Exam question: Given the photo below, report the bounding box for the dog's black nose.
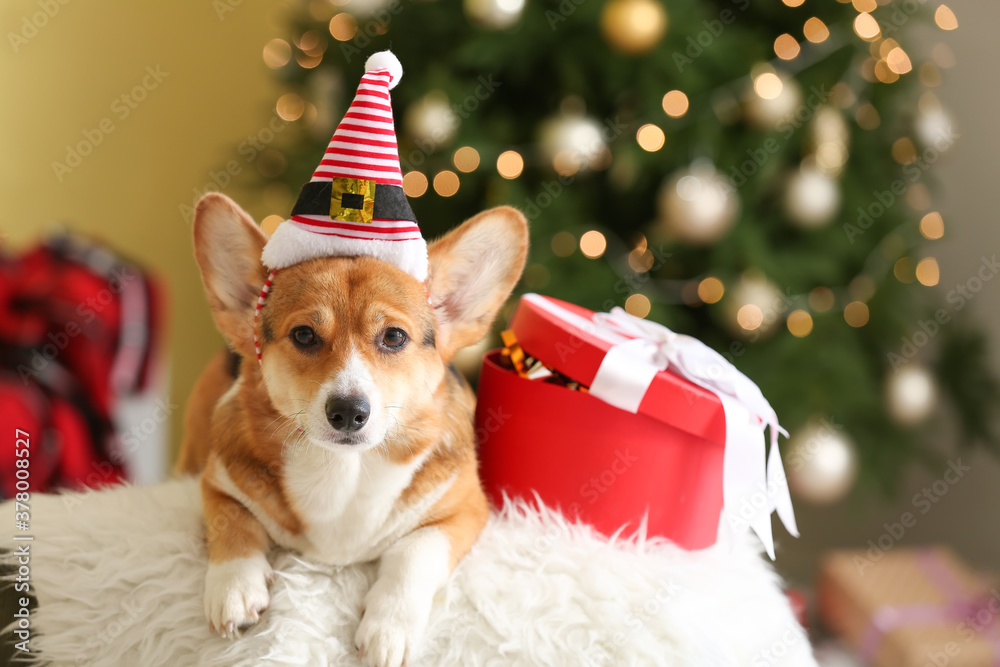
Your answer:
[325,395,371,432]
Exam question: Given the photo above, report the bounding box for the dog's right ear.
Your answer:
[192,193,269,358]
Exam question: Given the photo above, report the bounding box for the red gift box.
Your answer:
[475,294,796,552]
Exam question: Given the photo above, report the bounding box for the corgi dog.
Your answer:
[177,192,527,667]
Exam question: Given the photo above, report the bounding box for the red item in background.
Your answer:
[0,380,59,495]
[0,235,160,497]
[0,375,126,497]
[785,588,810,630]
[475,294,740,550]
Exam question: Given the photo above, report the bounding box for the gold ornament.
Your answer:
[657,160,739,245]
[600,0,668,55]
[786,418,858,505]
[784,166,841,229]
[886,365,938,425]
[464,0,525,29]
[404,91,459,149]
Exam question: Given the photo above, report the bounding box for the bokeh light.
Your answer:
[636,124,665,152]
[774,34,801,60]
[844,301,870,327]
[916,257,941,286]
[625,294,651,318]
[263,39,292,68]
[662,90,690,118]
[804,17,830,43]
[754,73,783,100]
[402,171,429,197]
[497,150,524,179]
[579,230,607,259]
[787,310,814,337]
[453,146,481,173]
[698,277,725,304]
[432,170,460,197]
[920,212,945,240]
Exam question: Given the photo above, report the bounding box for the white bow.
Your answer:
[524,295,799,559]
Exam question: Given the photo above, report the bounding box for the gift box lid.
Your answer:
[509,293,727,445]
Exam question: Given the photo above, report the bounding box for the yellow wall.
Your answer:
[1,0,283,459]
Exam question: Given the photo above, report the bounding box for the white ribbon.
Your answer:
[523,294,798,559]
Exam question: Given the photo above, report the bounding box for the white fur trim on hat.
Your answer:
[261,220,428,282]
[365,51,403,90]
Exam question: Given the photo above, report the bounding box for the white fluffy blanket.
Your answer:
[2,478,816,666]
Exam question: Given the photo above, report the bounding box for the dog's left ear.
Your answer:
[192,193,270,358]
[428,206,529,360]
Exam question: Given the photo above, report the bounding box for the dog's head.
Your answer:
[193,193,528,454]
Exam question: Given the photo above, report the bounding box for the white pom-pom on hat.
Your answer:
[365,50,403,90]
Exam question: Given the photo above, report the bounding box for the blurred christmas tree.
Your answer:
[246,0,997,498]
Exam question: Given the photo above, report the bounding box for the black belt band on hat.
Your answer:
[291,180,417,223]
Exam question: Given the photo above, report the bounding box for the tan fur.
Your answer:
[176,350,230,475]
[179,193,527,649]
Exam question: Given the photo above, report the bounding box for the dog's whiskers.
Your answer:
[359,455,374,487]
[281,421,307,450]
[264,410,305,438]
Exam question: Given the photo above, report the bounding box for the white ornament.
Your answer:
[539,114,609,173]
[810,107,850,175]
[886,365,938,425]
[786,419,858,505]
[342,0,393,18]
[658,161,739,245]
[784,167,841,228]
[916,107,954,147]
[811,107,850,147]
[464,0,525,29]
[724,274,786,338]
[404,91,458,148]
[745,77,802,129]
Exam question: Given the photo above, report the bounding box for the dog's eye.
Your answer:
[291,326,317,348]
[381,327,408,350]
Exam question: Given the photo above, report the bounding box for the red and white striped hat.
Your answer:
[261,50,427,282]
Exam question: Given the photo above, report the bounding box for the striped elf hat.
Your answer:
[260,50,426,281]
[254,50,426,364]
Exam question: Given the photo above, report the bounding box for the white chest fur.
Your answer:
[214,446,453,566]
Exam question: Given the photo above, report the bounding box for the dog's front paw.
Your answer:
[355,591,428,667]
[204,554,274,639]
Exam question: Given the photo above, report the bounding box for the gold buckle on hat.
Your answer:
[329,177,375,224]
